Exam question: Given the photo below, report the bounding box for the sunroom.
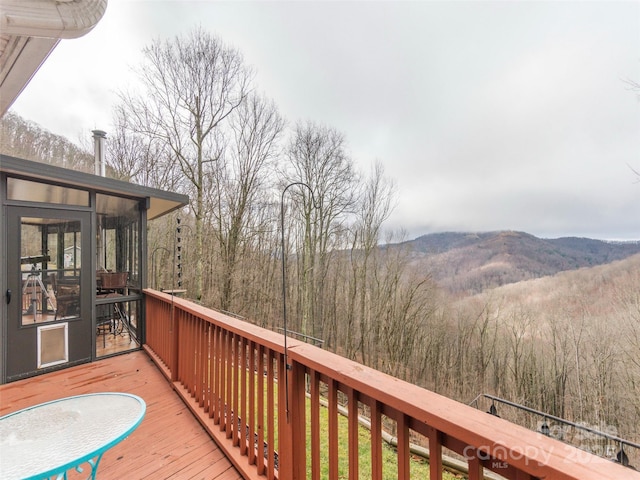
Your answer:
[0,153,188,384]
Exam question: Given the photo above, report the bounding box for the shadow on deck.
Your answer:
[0,351,242,480]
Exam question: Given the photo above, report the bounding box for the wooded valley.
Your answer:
[2,27,638,465]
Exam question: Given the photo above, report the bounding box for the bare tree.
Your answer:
[345,161,396,361]
[118,28,252,300]
[544,313,572,418]
[283,121,357,342]
[210,93,284,311]
[623,77,640,100]
[107,105,183,190]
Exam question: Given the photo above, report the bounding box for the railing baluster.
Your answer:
[193,315,199,400]
[209,325,220,425]
[185,312,190,392]
[239,337,247,453]
[176,308,183,383]
[428,426,443,480]
[206,323,213,416]
[225,330,233,438]
[248,340,256,466]
[311,369,321,480]
[371,399,383,480]
[515,471,533,480]
[232,333,240,446]
[214,325,223,425]
[219,326,226,425]
[198,316,207,408]
[347,387,359,479]
[159,298,169,370]
[467,453,483,480]
[177,309,185,384]
[397,413,410,480]
[328,378,339,480]
[170,298,179,382]
[267,350,275,480]
[185,312,191,394]
[191,314,199,399]
[257,344,265,476]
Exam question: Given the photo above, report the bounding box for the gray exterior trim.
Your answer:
[0,155,189,219]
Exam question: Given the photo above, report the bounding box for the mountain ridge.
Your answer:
[401,230,640,293]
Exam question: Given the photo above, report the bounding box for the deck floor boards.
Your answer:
[0,351,242,480]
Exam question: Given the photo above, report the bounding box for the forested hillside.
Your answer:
[0,112,93,172]
[446,253,640,450]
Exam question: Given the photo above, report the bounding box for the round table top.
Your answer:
[0,392,146,480]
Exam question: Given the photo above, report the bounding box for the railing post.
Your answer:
[279,357,306,479]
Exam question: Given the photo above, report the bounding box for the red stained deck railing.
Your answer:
[143,289,638,480]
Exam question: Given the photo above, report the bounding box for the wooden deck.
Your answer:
[0,350,242,480]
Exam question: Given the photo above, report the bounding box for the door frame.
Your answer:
[5,205,93,382]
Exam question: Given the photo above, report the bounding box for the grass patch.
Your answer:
[241,363,461,478]
[305,397,461,479]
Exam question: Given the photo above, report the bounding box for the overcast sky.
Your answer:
[10,0,640,240]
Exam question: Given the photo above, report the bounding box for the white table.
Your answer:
[0,392,146,480]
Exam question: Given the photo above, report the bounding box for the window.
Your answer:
[8,178,89,206]
[21,217,81,326]
[96,194,141,290]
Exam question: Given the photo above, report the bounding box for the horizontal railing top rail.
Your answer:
[146,288,287,351]
[143,289,639,480]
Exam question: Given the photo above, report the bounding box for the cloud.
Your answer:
[9,0,640,240]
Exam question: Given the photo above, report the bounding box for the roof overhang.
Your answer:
[1,154,189,220]
[0,0,107,116]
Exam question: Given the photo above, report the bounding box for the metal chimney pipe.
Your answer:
[92,129,107,177]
